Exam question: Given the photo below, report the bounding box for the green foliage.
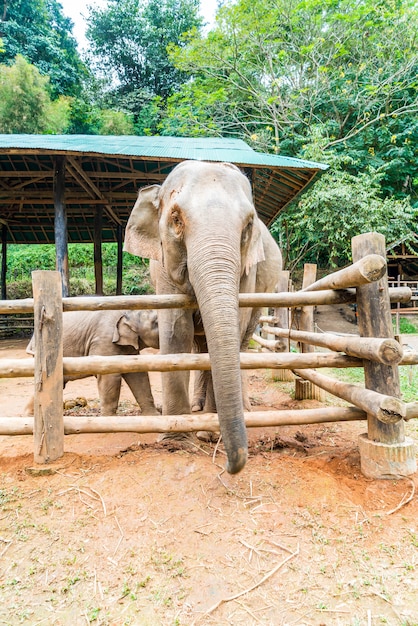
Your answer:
[98,110,135,135]
[396,317,418,334]
[4,244,152,298]
[0,0,86,97]
[329,364,418,403]
[271,164,418,270]
[164,0,418,208]
[0,55,51,133]
[85,0,202,126]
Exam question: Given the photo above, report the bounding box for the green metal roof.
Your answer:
[0,134,327,245]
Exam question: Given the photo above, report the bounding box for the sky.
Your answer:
[60,0,219,51]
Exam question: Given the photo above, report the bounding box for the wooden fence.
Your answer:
[0,232,417,478]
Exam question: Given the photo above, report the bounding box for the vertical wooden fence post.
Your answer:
[295,264,325,401]
[54,156,69,297]
[352,232,416,478]
[32,271,64,464]
[271,270,295,382]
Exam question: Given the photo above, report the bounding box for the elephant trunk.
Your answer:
[188,236,248,474]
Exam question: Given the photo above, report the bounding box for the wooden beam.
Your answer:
[303,254,387,292]
[352,233,405,443]
[266,327,404,365]
[116,224,123,295]
[293,368,406,424]
[1,224,7,300]
[94,206,103,296]
[0,286,411,315]
[53,156,69,297]
[0,407,367,436]
[32,271,64,463]
[67,156,122,225]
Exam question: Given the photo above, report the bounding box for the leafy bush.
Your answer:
[397,317,418,334]
[5,243,152,297]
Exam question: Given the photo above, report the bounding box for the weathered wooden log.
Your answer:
[32,271,64,463]
[251,334,284,352]
[299,263,317,354]
[265,327,403,365]
[54,156,69,298]
[62,352,365,376]
[352,233,405,444]
[405,402,418,421]
[0,353,363,378]
[295,264,326,401]
[0,286,411,315]
[293,368,406,424]
[2,349,417,380]
[303,254,386,292]
[0,407,367,436]
[401,350,418,365]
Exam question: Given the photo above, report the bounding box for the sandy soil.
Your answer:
[0,306,417,625]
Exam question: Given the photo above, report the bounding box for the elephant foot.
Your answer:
[196,430,220,443]
[141,405,161,416]
[157,432,197,450]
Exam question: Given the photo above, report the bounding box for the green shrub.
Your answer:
[396,317,418,334]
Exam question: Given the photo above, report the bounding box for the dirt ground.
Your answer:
[0,306,417,626]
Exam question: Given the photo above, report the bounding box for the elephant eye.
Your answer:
[171,209,184,238]
[242,218,253,245]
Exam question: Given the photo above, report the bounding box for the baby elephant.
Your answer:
[25,309,160,416]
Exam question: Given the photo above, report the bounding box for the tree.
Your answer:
[0,55,70,133]
[85,0,202,122]
[164,0,418,201]
[0,0,86,97]
[270,159,418,271]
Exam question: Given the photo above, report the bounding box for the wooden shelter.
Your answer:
[386,232,418,280]
[0,134,327,296]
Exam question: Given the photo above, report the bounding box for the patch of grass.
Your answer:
[395,316,418,334]
[324,364,418,403]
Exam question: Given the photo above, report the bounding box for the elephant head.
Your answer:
[112,310,159,350]
[124,160,270,474]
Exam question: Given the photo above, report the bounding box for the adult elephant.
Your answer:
[25,309,159,416]
[124,160,283,474]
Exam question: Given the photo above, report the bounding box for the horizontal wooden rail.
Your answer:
[264,326,403,365]
[0,352,363,378]
[0,287,411,314]
[293,368,406,424]
[0,407,367,436]
[2,349,418,379]
[302,254,386,292]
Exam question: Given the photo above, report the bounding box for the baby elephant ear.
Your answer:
[124,184,162,261]
[112,314,139,350]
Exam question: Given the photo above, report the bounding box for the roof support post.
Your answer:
[116,224,123,295]
[1,224,7,300]
[94,205,103,296]
[53,156,69,297]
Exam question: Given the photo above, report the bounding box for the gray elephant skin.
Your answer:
[124,160,283,474]
[26,309,159,416]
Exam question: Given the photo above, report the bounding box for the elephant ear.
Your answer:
[244,217,265,276]
[112,314,139,350]
[124,185,162,261]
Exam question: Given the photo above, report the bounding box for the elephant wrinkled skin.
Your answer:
[25,309,159,416]
[124,160,283,474]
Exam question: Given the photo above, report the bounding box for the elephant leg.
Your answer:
[97,374,122,415]
[194,371,221,443]
[122,372,159,415]
[191,370,208,412]
[23,395,34,416]
[241,370,252,412]
[158,307,195,442]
